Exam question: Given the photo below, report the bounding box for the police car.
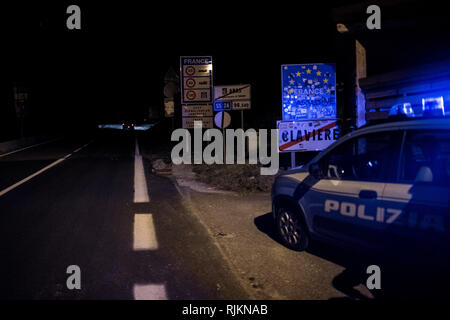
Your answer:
[271,119,450,257]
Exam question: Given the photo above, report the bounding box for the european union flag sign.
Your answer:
[281,63,336,120]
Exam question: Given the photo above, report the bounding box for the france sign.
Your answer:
[281,63,336,121]
[278,120,340,152]
[181,56,213,104]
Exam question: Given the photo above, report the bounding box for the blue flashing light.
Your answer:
[389,103,415,118]
[422,96,445,117]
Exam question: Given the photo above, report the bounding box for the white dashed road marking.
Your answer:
[133,284,167,300]
[132,139,165,298]
[133,213,158,250]
[133,138,150,203]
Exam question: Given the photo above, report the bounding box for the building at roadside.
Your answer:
[361,61,450,122]
[333,0,450,128]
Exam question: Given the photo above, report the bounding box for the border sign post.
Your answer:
[213,84,251,162]
[180,56,214,128]
[277,120,340,152]
[281,64,336,121]
[280,63,338,168]
[214,84,251,129]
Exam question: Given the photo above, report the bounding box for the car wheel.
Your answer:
[276,205,310,251]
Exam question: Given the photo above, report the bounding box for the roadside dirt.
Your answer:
[167,164,368,300]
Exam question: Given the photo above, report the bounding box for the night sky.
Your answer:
[2,0,450,136]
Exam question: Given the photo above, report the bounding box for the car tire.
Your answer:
[276,204,310,251]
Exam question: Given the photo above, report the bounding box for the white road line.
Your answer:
[133,213,158,250]
[134,138,150,203]
[0,141,93,198]
[0,137,62,159]
[133,284,167,300]
[73,140,93,153]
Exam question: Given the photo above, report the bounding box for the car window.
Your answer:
[320,131,403,182]
[401,130,450,186]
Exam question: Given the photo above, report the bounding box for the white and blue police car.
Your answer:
[272,119,450,258]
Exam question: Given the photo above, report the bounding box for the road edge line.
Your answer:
[0,137,63,159]
[0,140,93,197]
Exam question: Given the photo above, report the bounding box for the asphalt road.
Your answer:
[0,132,248,299]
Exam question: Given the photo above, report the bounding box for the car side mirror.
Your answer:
[309,162,323,179]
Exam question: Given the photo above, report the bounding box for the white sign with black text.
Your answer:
[214,84,251,111]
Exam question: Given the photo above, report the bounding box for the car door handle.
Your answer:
[359,190,378,199]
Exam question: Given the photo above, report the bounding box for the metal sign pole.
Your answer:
[291,152,295,169]
[241,110,245,157]
[222,110,226,163]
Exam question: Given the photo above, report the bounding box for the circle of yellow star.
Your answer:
[324,78,328,83]
[306,69,311,74]
[296,71,301,77]
[316,71,322,76]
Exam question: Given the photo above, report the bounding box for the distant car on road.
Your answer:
[122,121,135,131]
[271,119,450,259]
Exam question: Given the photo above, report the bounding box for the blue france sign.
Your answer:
[281,63,336,120]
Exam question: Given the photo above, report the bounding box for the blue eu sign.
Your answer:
[281,63,336,120]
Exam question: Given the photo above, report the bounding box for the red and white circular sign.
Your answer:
[186,78,196,88]
[185,66,195,76]
[186,90,196,100]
